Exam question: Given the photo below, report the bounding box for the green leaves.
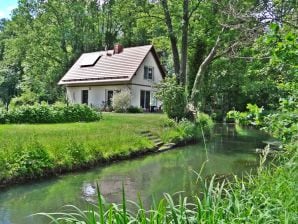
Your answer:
[156,76,187,121]
[0,103,101,124]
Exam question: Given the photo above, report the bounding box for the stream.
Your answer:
[0,124,271,224]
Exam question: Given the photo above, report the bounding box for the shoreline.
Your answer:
[0,138,197,190]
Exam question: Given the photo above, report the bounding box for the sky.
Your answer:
[0,0,18,19]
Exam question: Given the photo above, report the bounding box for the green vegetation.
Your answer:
[0,113,213,186]
[37,122,297,224]
[0,103,101,124]
[0,0,296,223]
[111,90,131,113]
[156,77,187,121]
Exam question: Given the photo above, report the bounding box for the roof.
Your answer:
[58,45,165,85]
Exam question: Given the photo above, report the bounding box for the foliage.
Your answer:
[127,106,143,113]
[112,90,131,113]
[161,113,214,143]
[9,88,38,107]
[156,77,187,121]
[263,96,298,143]
[0,103,101,124]
[196,112,214,137]
[227,103,264,127]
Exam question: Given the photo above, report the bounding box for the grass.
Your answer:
[34,144,297,223]
[0,113,197,185]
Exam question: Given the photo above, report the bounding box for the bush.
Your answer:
[0,108,8,123]
[9,142,53,179]
[112,90,131,112]
[196,112,214,137]
[176,113,214,141]
[263,96,298,143]
[0,103,101,124]
[226,103,264,127]
[127,106,143,113]
[177,119,196,140]
[156,77,187,121]
[65,141,86,167]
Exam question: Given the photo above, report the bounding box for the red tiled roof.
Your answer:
[58,45,164,85]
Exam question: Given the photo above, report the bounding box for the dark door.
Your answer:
[140,90,150,110]
[82,90,88,104]
[107,90,113,106]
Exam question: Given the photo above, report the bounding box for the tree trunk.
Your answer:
[160,0,180,78]
[180,0,189,86]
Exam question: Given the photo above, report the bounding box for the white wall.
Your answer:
[66,85,130,108]
[131,51,163,85]
[66,51,164,109]
[130,51,163,108]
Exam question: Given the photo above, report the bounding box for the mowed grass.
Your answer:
[0,113,183,184]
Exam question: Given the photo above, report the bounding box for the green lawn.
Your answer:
[0,113,184,184]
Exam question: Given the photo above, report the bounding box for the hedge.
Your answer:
[0,103,101,124]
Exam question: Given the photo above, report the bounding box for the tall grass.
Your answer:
[35,146,297,223]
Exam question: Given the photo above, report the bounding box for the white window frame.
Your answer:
[144,66,154,81]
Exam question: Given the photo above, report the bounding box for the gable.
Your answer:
[132,51,164,85]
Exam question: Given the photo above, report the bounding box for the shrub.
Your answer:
[161,117,177,128]
[0,103,101,124]
[0,108,8,123]
[112,90,131,112]
[263,96,298,142]
[196,112,214,137]
[226,103,264,127]
[65,141,86,167]
[156,77,187,121]
[127,106,143,113]
[9,142,53,179]
[177,119,196,140]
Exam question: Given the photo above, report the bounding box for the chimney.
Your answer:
[114,44,124,54]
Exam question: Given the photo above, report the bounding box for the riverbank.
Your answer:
[0,113,212,188]
[36,127,297,224]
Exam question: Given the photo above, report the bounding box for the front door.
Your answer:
[140,90,150,110]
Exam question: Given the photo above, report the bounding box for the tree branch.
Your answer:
[190,28,224,103]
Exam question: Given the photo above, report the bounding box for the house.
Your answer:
[58,44,165,111]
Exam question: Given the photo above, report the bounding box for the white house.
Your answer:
[58,44,165,111]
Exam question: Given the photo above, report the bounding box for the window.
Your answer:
[140,90,150,109]
[82,90,88,104]
[107,90,113,106]
[144,66,154,80]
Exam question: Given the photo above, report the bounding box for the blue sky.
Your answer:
[0,0,18,19]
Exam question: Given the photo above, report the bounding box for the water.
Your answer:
[0,124,270,224]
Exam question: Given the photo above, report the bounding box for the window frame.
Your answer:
[144,65,154,80]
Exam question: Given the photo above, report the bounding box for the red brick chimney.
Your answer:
[114,44,124,54]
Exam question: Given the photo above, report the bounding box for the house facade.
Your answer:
[58,45,165,110]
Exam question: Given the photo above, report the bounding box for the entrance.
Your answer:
[140,90,150,110]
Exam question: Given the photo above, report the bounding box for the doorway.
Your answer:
[140,90,150,110]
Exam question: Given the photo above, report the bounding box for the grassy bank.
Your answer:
[0,113,211,186]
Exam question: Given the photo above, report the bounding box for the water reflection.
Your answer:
[0,124,270,224]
